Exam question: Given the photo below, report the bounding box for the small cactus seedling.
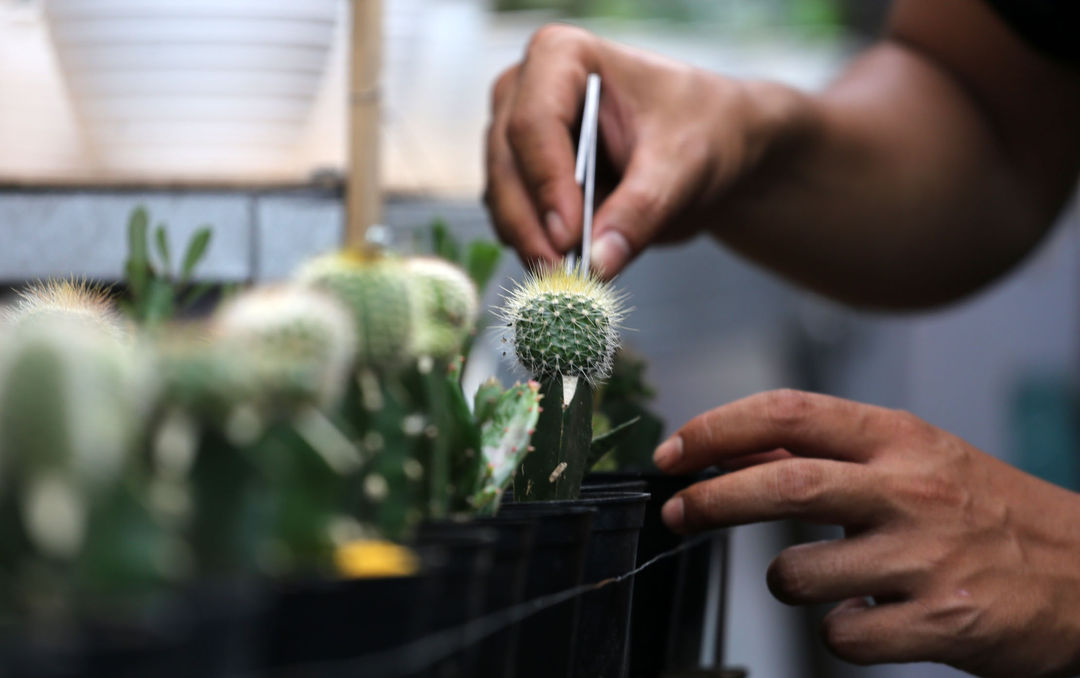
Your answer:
[405,256,479,359]
[296,250,414,369]
[499,265,630,501]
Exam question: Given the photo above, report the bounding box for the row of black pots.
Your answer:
[0,473,731,678]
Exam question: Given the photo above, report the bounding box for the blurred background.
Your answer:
[1,0,1077,676]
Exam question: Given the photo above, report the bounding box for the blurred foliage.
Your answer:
[592,348,665,470]
[121,206,215,327]
[493,0,844,29]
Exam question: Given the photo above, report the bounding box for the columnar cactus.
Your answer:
[499,266,625,384]
[296,250,414,369]
[0,314,151,559]
[405,256,480,359]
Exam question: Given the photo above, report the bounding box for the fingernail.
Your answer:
[653,436,683,470]
[661,497,684,530]
[545,211,570,248]
[590,231,631,275]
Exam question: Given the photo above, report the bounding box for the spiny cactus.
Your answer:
[497,266,632,501]
[296,250,414,369]
[405,256,480,359]
[498,265,626,384]
[3,278,129,342]
[0,314,152,560]
[211,285,357,410]
[471,379,543,514]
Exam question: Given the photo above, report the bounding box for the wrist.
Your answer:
[739,78,822,172]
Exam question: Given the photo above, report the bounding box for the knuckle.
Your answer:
[821,616,871,664]
[762,389,814,430]
[767,551,809,604]
[491,67,517,106]
[772,459,826,511]
[505,109,533,146]
[621,185,664,221]
[526,23,587,56]
[881,408,931,442]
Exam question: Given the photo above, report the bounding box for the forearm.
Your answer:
[710,2,1080,309]
[714,47,1049,309]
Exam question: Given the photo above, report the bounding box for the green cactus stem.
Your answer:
[513,374,593,501]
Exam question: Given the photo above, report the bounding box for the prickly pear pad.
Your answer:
[499,266,626,384]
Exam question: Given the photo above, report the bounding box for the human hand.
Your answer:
[484,25,807,278]
[654,389,1080,677]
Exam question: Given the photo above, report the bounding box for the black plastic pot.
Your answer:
[581,479,649,495]
[467,517,536,678]
[413,522,497,678]
[0,601,191,678]
[496,503,595,678]
[259,572,431,676]
[573,491,650,678]
[179,581,264,677]
[584,471,730,677]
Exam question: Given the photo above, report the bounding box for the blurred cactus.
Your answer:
[405,257,479,359]
[0,313,169,616]
[121,206,214,327]
[212,285,358,411]
[297,250,415,369]
[3,278,129,342]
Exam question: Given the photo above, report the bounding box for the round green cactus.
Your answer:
[295,251,414,368]
[500,266,626,383]
[405,257,479,358]
[212,285,357,409]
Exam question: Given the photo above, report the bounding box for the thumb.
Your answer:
[589,155,681,278]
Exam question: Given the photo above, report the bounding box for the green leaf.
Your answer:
[154,224,172,277]
[142,278,175,326]
[125,207,150,299]
[464,241,502,293]
[430,219,460,264]
[586,416,640,470]
[180,227,212,282]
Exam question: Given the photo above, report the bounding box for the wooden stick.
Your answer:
[346,0,382,247]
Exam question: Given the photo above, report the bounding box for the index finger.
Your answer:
[654,390,898,474]
[505,25,599,252]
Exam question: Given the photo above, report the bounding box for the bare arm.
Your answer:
[716,0,1080,307]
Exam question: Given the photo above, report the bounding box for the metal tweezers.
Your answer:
[565,73,601,275]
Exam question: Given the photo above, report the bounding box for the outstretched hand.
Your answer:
[655,389,1080,678]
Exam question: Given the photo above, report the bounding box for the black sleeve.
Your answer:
[981,0,1080,63]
